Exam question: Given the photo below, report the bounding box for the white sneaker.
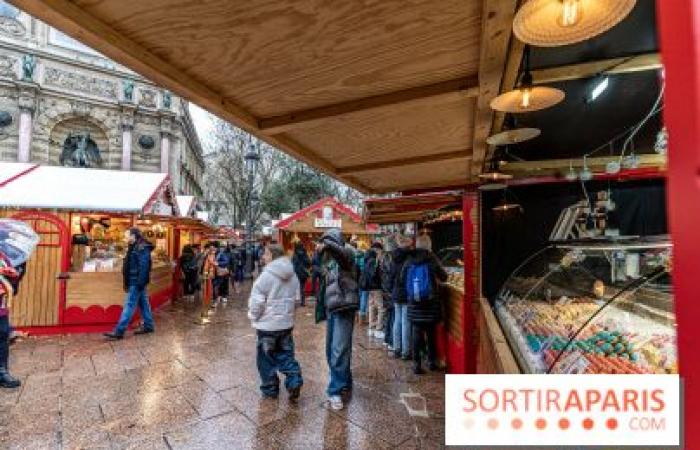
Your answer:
[367,328,374,337]
[374,331,385,340]
[328,395,344,410]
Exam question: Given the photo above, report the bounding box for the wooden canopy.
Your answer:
[277,197,377,235]
[364,191,464,224]
[12,0,519,194]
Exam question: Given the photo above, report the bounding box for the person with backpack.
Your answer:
[399,234,448,374]
[248,244,303,401]
[230,243,246,294]
[390,234,413,359]
[362,241,384,339]
[316,229,358,411]
[179,245,199,302]
[291,241,311,306]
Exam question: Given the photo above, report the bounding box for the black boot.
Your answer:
[413,363,425,375]
[0,367,21,388]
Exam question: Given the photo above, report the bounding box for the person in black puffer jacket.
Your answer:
[389,234,413,359]
[399,234,447,374]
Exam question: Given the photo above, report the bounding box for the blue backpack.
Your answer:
[405,262,432,303]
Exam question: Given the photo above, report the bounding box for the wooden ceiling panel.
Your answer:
[72,0,482,117]
[285,96,476,169]
[356,158,470,193]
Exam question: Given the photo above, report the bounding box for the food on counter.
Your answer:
[446,272,464,291]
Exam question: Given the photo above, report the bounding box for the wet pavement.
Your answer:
[0,286,446,449]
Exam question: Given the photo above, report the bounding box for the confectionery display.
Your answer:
[495,240,676,375]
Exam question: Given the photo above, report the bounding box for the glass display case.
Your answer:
[494,237,676,375]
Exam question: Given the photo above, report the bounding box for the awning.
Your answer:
[364,192,464,224]
[0,162,177,215]
[12,0,518,194]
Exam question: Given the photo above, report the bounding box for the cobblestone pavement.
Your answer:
[0,287,446,449]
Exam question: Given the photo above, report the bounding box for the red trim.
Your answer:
[11,210,70,325]
[462,193,477,374]
[658,0,698,440]
[0,163,39,188]
[503,167,666,187]
[276,197,367,230]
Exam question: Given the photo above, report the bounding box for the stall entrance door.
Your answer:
[10,212,68,327]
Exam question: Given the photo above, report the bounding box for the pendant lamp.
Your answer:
[478,157,513,182]
[486,127,541,146]
[492,189,523,212]
[513,0,637,47]
[490,47,565,113]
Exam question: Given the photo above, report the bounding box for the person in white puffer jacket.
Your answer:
[248,244,303,401]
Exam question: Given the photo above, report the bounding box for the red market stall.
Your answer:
[0,162,181,334]
[276,197,378,253]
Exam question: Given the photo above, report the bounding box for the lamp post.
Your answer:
[244,142,260,277]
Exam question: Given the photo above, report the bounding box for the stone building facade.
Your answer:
[0,2,204,197]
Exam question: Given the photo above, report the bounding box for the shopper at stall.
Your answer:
[390,234,413,360]
[291,241,311,307]
[316,229,359,411]
[214,244,231,305]
[381,235,397,350]
[0,260,25,389]
[400,234,447,374]
[201,243,218,312]
[362,241,384,339]
[248,244,303,401]
[180,245,199,302]
[231,243,246,294]
[311,243,323,298]
[105,228,155,340]
[353,242,368,324]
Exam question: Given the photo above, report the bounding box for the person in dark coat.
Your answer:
[0,260,25,388]
[180,245,199,301]
[214,245,232,304]
[105,228,155,339]
[311,244,323,297]
[317,229,358,411]
[389,234,413,359]
[230,243,246,293]
[291,241,311,306]
[399,234,448,374]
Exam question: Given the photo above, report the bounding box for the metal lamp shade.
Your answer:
[513,0,637,47]
[490,86,565,113]
[486,128,541,146]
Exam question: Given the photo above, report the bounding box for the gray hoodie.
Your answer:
[248,256,300,331]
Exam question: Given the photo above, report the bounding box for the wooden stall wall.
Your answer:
[0,210,70,328]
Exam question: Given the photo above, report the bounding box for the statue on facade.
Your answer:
[162,91,172,109]
[21,54,35,81]
[60,132,102,168]
[122,79,134,102]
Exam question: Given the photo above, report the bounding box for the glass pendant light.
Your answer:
[492,189,523,212]
[513,0,637,47]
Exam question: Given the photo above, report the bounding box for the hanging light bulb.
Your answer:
[564,161,578,181]
[513,0,636,47]
[490,47,564,113]
[560,0,581,27]
[579,156,593,181]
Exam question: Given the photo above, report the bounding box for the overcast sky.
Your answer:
[188,103,216,152]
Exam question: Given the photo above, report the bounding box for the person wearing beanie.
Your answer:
[104,227,155,339]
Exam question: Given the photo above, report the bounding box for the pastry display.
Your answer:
[494,240,676,375]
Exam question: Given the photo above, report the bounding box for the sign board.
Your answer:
[315,218,342,228]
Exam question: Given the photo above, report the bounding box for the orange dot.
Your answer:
[535,418,547,430]
[583,418,595,430]
[511,418,523,430]
[606,418,618,430]
[487,418,499,430]
[558,418,570,430]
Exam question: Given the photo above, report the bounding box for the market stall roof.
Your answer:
[175,195,196,218]
[277,197,378,234]
[0,162,178,215]
[364,191,464,224]
[11,0,522,194]
[0,162,36,187]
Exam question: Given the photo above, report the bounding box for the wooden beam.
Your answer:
[531,53,662,85]
[9,0,378,194]
[501,153,667,174]
[336,149,472,175]
[259,77,480,135]
[373,178,468,195]
[470,0,519,178]
[491,28,525,147]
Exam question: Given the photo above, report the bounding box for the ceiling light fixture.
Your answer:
[492,189,523,213]
[513,0,637,47]
[479,155,513,182]
[564,161,578,181]
[587,75,610,103]
[579,156,593,181]
[486,128,541,146]
[490,47,565,113]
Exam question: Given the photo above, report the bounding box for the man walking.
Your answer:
[104,228,155,339]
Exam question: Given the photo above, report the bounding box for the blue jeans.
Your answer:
[114,286,154,335]
[392,304,410,357]
[359,291,369,316]
[256,330,303,397]
[325,309,355,396]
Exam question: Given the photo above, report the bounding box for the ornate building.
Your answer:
[0,2,204,197]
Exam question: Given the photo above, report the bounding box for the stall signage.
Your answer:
[446,374,681,447]
[314,218,342,228]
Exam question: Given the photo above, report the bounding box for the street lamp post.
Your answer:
[244,142,260,277]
